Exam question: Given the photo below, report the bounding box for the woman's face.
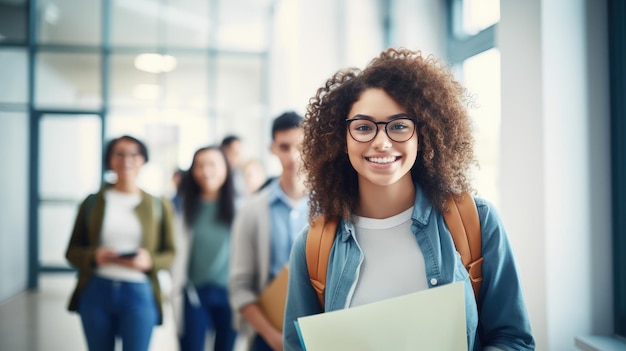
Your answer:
[192,149,228,198]
[346,88,418,188]
[108,139,145,182]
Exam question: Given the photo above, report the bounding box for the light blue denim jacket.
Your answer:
[283,185,535,350]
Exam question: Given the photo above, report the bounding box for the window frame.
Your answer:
[609,0,626,339]
[445,0,497,65]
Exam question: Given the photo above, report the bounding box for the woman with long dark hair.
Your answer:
[175,145,237,351]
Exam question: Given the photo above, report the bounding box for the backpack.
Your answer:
[305,192,483,308]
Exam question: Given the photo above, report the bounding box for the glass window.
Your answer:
[111,53,209,109]
[39,115,102,199]
[0,0,28,43]
[0,112,29,275]
[37,0,102,45]
[107,110,210,196]
[164,0,212,48]
[462,0,500,35]
[38,114,102,267]
[216,2,270,51]
[215,54,263,115]
[35,52,102,110]
[162,53,209,108]
[111,0,159,47]
[112,0,214,49]
[215,110,268,162]
[461,48,501,206]
[0,49,28,105]
[110,53,162,108]
[39,204,79,267]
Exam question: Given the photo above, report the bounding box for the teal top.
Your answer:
[187,200,231,288]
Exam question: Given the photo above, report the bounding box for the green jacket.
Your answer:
[65,185,176,324]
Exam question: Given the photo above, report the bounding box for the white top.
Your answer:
[96,189,147,282]
[349,206,428,307]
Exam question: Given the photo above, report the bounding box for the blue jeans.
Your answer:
[180,284,236,351]
[251,335,273,351]
[78,275,158,351]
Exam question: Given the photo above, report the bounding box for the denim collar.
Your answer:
[338,182,434,243]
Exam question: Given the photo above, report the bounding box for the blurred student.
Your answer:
[174,146,238,351]
[229,112,308,351]
[171,168,184,213]
[65,135,176,351]
[242,158,267,194]
[221,135,248,200]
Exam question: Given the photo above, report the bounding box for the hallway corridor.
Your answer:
[0,274,245,351]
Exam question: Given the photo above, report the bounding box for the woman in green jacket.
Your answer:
[65,135,176,351]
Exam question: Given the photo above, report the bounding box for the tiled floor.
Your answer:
[0,274,247,351]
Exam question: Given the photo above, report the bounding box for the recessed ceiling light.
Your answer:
[134,53,177,73]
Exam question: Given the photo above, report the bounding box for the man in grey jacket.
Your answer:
[229,112,309,351]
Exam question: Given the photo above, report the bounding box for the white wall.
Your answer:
[499,0,611,349]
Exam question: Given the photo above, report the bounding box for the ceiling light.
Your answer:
[134,53,177,73]
[44,3,60,25]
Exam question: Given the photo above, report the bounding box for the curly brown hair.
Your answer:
[302,48,477,221]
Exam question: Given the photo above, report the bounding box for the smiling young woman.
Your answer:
[282,48,535,351]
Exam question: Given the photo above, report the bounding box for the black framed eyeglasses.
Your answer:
[345,114,418,143]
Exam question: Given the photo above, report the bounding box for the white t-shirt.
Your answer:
[349,206,428,307]
[96,189,147,282]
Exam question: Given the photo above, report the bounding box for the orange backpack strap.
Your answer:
[305,215,338,308]
[443,191,483,302]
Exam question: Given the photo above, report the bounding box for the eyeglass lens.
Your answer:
[348,118,415,142]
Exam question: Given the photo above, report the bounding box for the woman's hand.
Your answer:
[112,248,153,272]
[94,247,118,266]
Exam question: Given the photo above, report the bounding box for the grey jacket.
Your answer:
[228,186,272,336]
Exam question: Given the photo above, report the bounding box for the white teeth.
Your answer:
[367,156,397,164]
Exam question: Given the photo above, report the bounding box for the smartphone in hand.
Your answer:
[117,250,138,258]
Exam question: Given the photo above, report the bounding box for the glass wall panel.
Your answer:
[107,110,207,196]
[0,49,28,105]
[111,53,209,109]
[217,2,270,51]
[0,111,29,300]
[163,53,209,108]
[38,114,102,267]
[0,1,28,43]
[111,0,159,47]
[39,115,102,199]
[37,0,102,45]
[215,111,268,166]
[112,0,213,48]
[39,204,78,267]
[214,53,267,169]
[164,0,211,48]
[110,53,162,108]
[35,52,102,109]
[215,54,263,115]
[461,48,501,206]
